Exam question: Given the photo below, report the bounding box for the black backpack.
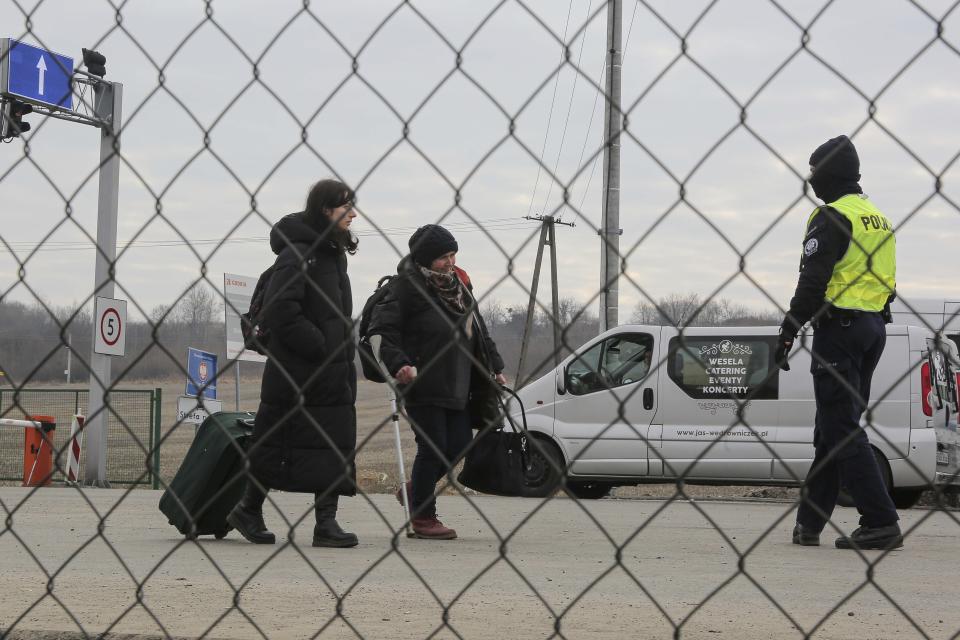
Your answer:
[357,275,395,382]
[240,263,276,356]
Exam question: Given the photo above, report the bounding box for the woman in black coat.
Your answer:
[228,179,360,547]
[369,224,505,539]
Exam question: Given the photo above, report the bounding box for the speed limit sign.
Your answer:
[94,296,127,356]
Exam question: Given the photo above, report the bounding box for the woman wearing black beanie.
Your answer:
[369,224,506,539]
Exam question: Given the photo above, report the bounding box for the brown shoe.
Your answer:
[411,516,457,540]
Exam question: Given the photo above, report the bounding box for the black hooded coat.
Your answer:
[249,211,357,495]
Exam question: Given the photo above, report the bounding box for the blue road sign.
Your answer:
[185,348,218,400]
[2,39,73,110]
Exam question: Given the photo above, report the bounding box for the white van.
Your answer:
[512,324,960,507]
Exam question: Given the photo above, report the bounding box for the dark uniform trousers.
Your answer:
[796,312,900,532]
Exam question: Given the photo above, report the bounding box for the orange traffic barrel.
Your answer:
[23,415,56,487]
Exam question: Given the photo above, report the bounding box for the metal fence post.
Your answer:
[83,79,123,488]
[152,387,161,490]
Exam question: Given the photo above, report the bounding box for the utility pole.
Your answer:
[516,215,574,386]
[84,78,122,488]
[599,0,622,332]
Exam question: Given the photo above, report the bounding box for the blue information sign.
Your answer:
[3,39,73,110]
[186,348,218,400]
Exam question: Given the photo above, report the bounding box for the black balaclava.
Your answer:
[408,224,459,268]
[808,135,863,203]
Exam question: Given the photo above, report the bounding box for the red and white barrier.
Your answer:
[66,414,85,483]
[0,418,41,429]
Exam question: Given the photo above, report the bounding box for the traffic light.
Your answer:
[1,99,33,139]
[82,48,106,77]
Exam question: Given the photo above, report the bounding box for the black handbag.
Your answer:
[457,386,530,497]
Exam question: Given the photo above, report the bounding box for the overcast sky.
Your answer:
[1,0,958,328]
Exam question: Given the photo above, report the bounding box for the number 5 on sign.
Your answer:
[94,296,127,356]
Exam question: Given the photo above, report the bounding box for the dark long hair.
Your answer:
[305,179,358,254]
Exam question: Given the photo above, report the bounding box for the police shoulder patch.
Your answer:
[804,238,819,257]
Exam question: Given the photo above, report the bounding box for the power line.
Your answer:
[543,0,594,223]
[1,217,541,253]
[525,0,576,218]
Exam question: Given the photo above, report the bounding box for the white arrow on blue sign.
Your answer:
[1,38,73,110]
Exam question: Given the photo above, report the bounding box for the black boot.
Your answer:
[312,493,358,548]
[835,523,903,550]
[792,523,820,546]
[227,482,276,545]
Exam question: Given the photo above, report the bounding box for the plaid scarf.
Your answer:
[419,266,466,314]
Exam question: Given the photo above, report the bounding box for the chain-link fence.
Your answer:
[0,388,161,486]
[2,1,960,638]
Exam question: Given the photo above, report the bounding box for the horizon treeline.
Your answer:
[0,286,780,386]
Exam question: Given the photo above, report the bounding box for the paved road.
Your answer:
[1,487,958,639]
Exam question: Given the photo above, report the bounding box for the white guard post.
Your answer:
[66,415,86,484]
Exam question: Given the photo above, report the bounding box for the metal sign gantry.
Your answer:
[1,37,123,487]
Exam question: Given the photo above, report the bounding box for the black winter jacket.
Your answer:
[249,211,357,495]
[369,257,505,411]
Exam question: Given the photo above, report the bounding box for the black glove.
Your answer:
[774,330,794,371]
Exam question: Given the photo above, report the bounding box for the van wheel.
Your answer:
[522,438,564,498]
[568,482,613,500]
[891,488,923,509]
[836,448,892,508]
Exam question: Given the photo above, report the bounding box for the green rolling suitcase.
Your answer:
[158,411,255,539]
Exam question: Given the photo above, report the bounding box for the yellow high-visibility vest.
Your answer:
[805,194,896,312]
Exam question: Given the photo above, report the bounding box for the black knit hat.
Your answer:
[809,135,860,180]
[409,224,459,267]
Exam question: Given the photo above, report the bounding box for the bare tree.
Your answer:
[480,299,508,329]
[630,293,779,327]
[630,299,661,325]
[176,283,222,342]
[150,303,173,325]
[634,292,702,327]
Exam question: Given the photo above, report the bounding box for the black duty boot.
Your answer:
[227,483,276,545]
[792,523,820,546]
[313,494,358,548]
[835,523,903,550]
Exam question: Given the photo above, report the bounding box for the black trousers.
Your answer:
[405,405,472,518]
[796,312,899,531]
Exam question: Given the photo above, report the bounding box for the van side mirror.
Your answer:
[556,369,566,395]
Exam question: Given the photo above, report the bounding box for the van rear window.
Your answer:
[667,336,778,400]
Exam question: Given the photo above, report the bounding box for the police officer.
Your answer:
[776,135,902,550]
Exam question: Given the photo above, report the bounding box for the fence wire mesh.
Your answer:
[0,388,159,486]
[2,0,960,638]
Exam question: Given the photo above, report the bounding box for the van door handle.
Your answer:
[643,387,654,410]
